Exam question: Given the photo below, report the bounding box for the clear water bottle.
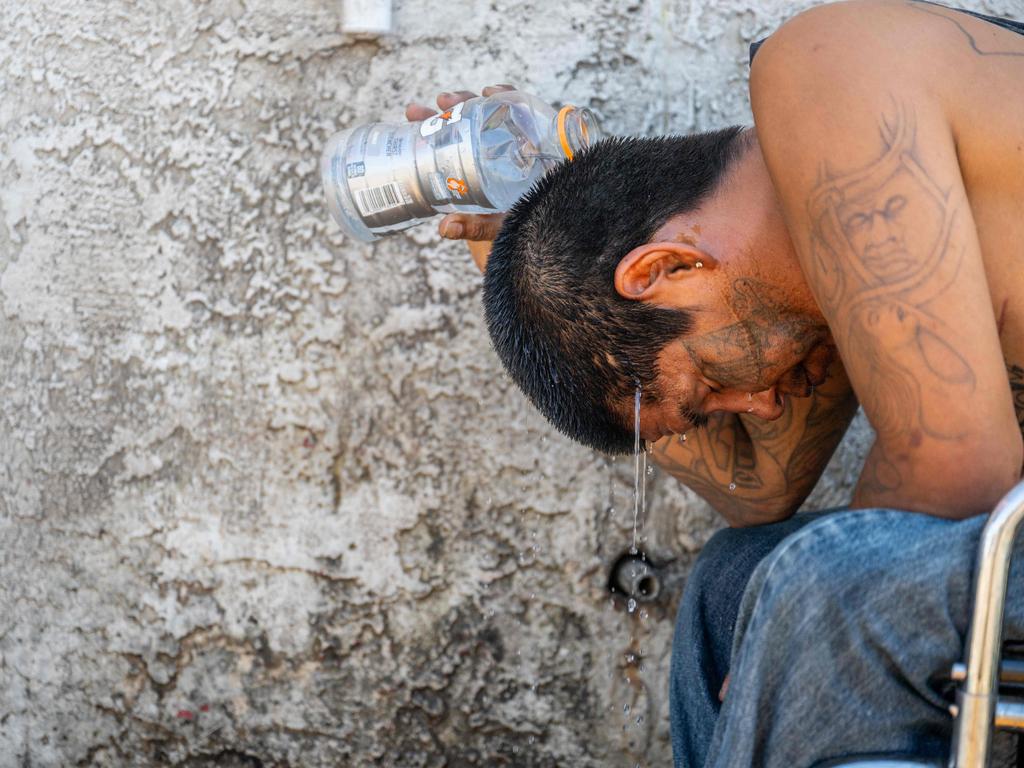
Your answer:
[321,91,603,242]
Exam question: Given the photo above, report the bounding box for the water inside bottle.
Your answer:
[476,100,568,210]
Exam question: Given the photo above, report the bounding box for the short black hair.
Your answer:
[483,128,748,454]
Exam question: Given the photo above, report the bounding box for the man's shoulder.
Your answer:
[750,0,947,112]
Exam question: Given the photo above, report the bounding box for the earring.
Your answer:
[694,261,704,269]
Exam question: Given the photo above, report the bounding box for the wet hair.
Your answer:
[483,128,749,454]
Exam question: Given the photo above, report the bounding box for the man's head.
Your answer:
[483,130,831,453]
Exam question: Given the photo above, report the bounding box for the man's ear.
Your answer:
[614,242,716,301]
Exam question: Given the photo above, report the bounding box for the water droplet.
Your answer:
[728,482,737,491]
[528,735,536,745]
[623,703,631,714]
[636,715,644,725]
[627,598,637,613]
[678,433,687,443]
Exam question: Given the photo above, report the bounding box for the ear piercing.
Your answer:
[694,261,704,269]
[746,392,754,413]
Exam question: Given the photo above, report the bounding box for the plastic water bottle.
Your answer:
[321,91,603,242]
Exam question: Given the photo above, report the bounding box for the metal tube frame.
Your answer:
[950,479,1024,768]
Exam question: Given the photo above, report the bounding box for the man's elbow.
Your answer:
[920,439,1022,518]
[963,455,1021,514]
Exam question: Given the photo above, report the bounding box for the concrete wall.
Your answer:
[0,0,1015,765]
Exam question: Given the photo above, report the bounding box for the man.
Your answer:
[406,1,1024,765]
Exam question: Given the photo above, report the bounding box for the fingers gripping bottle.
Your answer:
[321,91,603,242]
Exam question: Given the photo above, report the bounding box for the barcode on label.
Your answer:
[356,182,403,217]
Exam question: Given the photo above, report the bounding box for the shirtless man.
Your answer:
[405,1,1024,765]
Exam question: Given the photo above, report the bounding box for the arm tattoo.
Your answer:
[783,389,856,485]
[651,375,857,522]
[651,414,781,521]
[807,104,975,495]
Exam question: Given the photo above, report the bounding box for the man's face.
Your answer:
[625,281,831,442]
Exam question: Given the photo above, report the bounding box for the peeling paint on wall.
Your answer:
[2,0,1010,765]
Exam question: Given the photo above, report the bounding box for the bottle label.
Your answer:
[354,181,405,217]
[419,100,466,138]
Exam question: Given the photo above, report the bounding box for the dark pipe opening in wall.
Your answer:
[608,551,661,602]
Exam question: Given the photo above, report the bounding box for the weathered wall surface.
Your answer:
[0,0,1016,766]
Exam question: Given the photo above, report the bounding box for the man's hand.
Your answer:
[405,85,514,274]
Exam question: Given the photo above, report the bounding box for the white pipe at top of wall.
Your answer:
[342,0,392,35]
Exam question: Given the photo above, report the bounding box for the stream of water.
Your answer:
[631,386,646,557]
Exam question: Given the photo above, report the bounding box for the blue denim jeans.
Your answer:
[669,509,1024,768]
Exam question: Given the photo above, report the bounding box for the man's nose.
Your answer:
[707,388,783,421]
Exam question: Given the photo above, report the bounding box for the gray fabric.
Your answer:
[703,509,1024,768]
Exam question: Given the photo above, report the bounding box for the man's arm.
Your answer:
[750,2,1022,517]
[650,355,857,527]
